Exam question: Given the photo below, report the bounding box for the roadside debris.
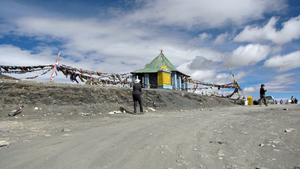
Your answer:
[284,128,294,133]
[107,110,124,115]
[79,112,90,116]
[210,141,224,145]
[0,141,9,147]
[62,128,71,132]
[147,107,156,111]
[8,105,24,116]
[153,102,156,108]
[119,107,133,114]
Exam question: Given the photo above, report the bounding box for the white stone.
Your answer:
[0,141,9,147]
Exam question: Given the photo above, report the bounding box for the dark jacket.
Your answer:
[260,87,266,96]
[132,83,142,95]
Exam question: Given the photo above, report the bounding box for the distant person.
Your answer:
[259,84,267,106]
[291,96,294,104]
[280,99,283,104]
[132,78,143,114]
[295,98,298,104]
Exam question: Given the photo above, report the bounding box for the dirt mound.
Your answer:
[0,79,237,117]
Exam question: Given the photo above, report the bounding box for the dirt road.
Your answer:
[0,104,300,169]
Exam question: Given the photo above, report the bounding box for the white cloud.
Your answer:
[223,44,271,67]
[0,0,287,30]
[159,47,225,68]
[0,44,56,66]
[188,33,212,46]
[274,73,299,85]
[234,71,247,81]
[264,73,299,93]
[9,17,173,71]
[177,62,216,80]
[244,86,255,92]
[215,72,234,84]
[126,0,287,29]
[242,72,299,99]
[234,15,300,44]
[198,33,211,40]
[264,51,300,72]
[214,32,232,44]
[187,56,218,70]
[190,70,218,82]
[14,17,151,44]
[1,14,227,76]
[0,0,299,99]
[0,1,288,75]
[177,61,236,84]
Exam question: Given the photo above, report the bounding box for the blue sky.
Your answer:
[0,0,299,101]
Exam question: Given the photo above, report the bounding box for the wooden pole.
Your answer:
[49,51,61,82]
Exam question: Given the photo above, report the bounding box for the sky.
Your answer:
[0,0,299,102]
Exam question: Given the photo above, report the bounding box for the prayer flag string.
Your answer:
[0,64,243,99]
[0,65,54,80]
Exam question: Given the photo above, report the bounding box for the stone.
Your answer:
[284,128,293,133]
[107,111,115,115]
[62,128,71,132]
[79,112,90,116]
[147,107,156,111]
[0,141,9,147]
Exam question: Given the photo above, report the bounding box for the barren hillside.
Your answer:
[0,79,237,117]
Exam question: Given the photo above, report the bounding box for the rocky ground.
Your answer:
[1,79,299,169]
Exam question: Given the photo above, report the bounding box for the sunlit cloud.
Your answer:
[234,15,300,44]
[264,51,300,72]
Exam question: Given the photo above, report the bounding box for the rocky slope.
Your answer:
[0,79,237,117]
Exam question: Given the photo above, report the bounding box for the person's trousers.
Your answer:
[133,94,143,113]
[260,95,267,106]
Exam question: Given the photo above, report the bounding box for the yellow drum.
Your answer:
[247,96,253,105]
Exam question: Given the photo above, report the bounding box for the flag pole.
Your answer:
[49,51,61,82]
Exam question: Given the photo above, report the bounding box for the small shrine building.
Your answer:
[131,51,190,90]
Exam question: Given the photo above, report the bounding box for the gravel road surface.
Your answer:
[1,104,299,169]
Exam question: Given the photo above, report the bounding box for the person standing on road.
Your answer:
[259,84,268,106]
[132,78,143,114]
